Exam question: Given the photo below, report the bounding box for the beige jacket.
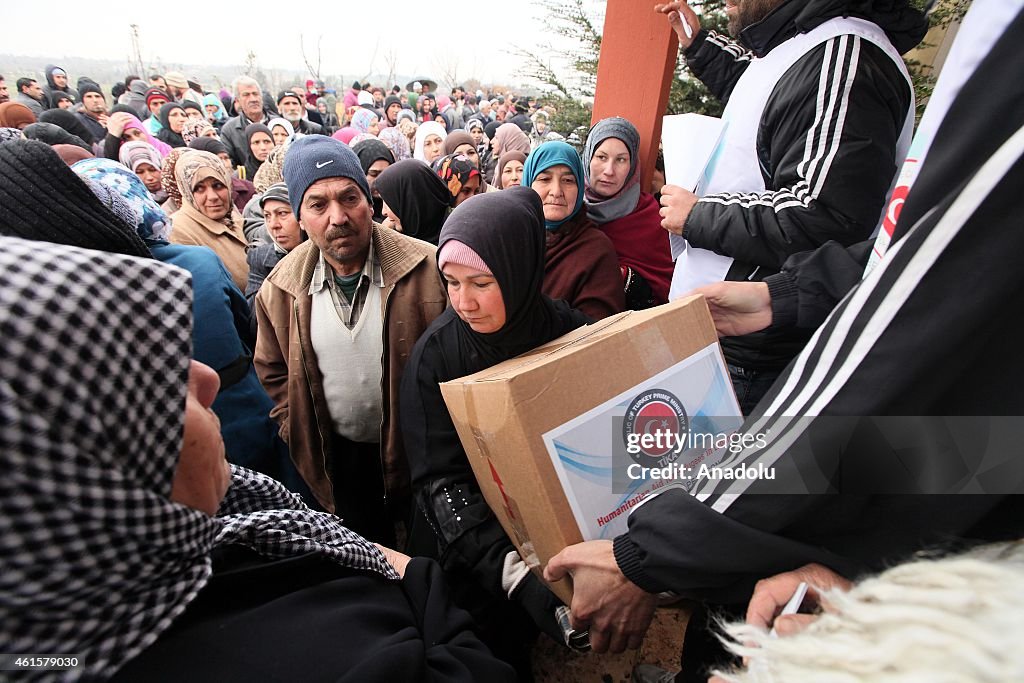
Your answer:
[254,225,447,511]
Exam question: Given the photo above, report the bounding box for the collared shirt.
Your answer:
[308,243,383,330]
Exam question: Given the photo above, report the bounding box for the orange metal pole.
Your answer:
[591,1,679,191]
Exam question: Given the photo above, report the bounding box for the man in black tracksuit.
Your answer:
[547,3,1024,682]
[660,0,928,413]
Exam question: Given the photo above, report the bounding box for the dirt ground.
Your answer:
[532,604,690,682]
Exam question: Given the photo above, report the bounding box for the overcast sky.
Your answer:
[3,1,601,89]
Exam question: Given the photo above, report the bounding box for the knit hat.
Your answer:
[282,135,371,219]
[0,139,150,258]
[181,100,202,114]
[259,182,291,209]
[277,90,302,106]
[164,72,189,90]
[437,240,491,274]
[146,88,169,108]
[78,81,104,99]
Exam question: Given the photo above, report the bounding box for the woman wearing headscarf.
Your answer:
[378,126,412,162]
[155,102,189,148]
[433,153,482,208]
[0,139,150,258]
[522,141,625,319]
[375,159,451,245]
[0,102,36,130]
[53,143,94,165]
[0,234,517,683]
[182,118,218,145]
[170,149,249,291]
[495,151,527,189]
[187,136,254,214]
[351,108,381,137]
[353,138,396,223]
[103,111,173,161]
[401,187,592,676]
[242,122,275,181]
[245,182,307,306]
[332,126,358,145]
[202,92,229,127]
[583,117,674,309]
[70,157,311,501]
[317,97,339,133]
[267,117,295,146]
[160,147,189,213]
[413,121,447,165]
[120,140,169,203]
[417,92,438,124]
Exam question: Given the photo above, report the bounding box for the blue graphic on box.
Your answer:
[543,343,742,540]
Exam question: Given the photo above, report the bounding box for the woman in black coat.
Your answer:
[401,187,592,677]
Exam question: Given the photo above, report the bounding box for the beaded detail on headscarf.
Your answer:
[160,147,189,207]
[73,157,173,243]
[378,127,411,162]
[181,118,216,145]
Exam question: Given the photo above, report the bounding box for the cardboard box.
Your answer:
[440,296,742,603]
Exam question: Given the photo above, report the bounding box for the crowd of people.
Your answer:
[2,0,1024,681]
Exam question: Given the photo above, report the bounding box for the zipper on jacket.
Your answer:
[294,299,334,506]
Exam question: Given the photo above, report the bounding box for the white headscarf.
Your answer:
[413,121,448,163]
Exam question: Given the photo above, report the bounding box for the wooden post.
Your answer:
[592,1,679,191]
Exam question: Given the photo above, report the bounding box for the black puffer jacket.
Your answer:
[681,0,927,371]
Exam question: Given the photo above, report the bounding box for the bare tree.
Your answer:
[433,50,461,90]
[128,24,147,78]
[299,34,322,81]
[383,47,399,89]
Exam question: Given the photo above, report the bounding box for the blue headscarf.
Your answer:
[72,158,172,243]
[202,93,228,122]
[521,141,585,230]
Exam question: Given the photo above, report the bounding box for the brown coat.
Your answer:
[170,203,249,292]
[543,211,626,320]
[254,225,448,512]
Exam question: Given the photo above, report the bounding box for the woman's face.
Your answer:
[263,199,303,251]
[168,107,187,134]
[589,137,631,198]
[381,199,402,232]
[454,143,480,169]
[135,162,162,192]
[423,134,444,163]
[249,132,274,161]
[202,128,219,139]
[470,127,484,146]
[217,152,234,175]
[169,360,231,516]
[185,108,203,121]
[205,104,219,120]
[122,127,146,143]
[271,125,291,145]
[531,164,578,223]
[501,159,525,188]
[317,101,328,114]
[442,262,506,334]
[192,175,231,221]
[367,118,381,136]
[453,175,481,207]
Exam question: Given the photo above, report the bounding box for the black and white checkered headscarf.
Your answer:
[0,237,397,682]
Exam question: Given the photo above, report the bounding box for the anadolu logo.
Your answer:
[622,388,688,466]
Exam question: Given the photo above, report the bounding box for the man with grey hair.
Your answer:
[221,76,273,168]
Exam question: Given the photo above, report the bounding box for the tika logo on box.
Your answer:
[622,389,689,469]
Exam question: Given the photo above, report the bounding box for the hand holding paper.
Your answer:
[659,184,699,235]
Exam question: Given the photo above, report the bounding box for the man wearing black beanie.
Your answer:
[75,79,108,145]
[253,135,447,543]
